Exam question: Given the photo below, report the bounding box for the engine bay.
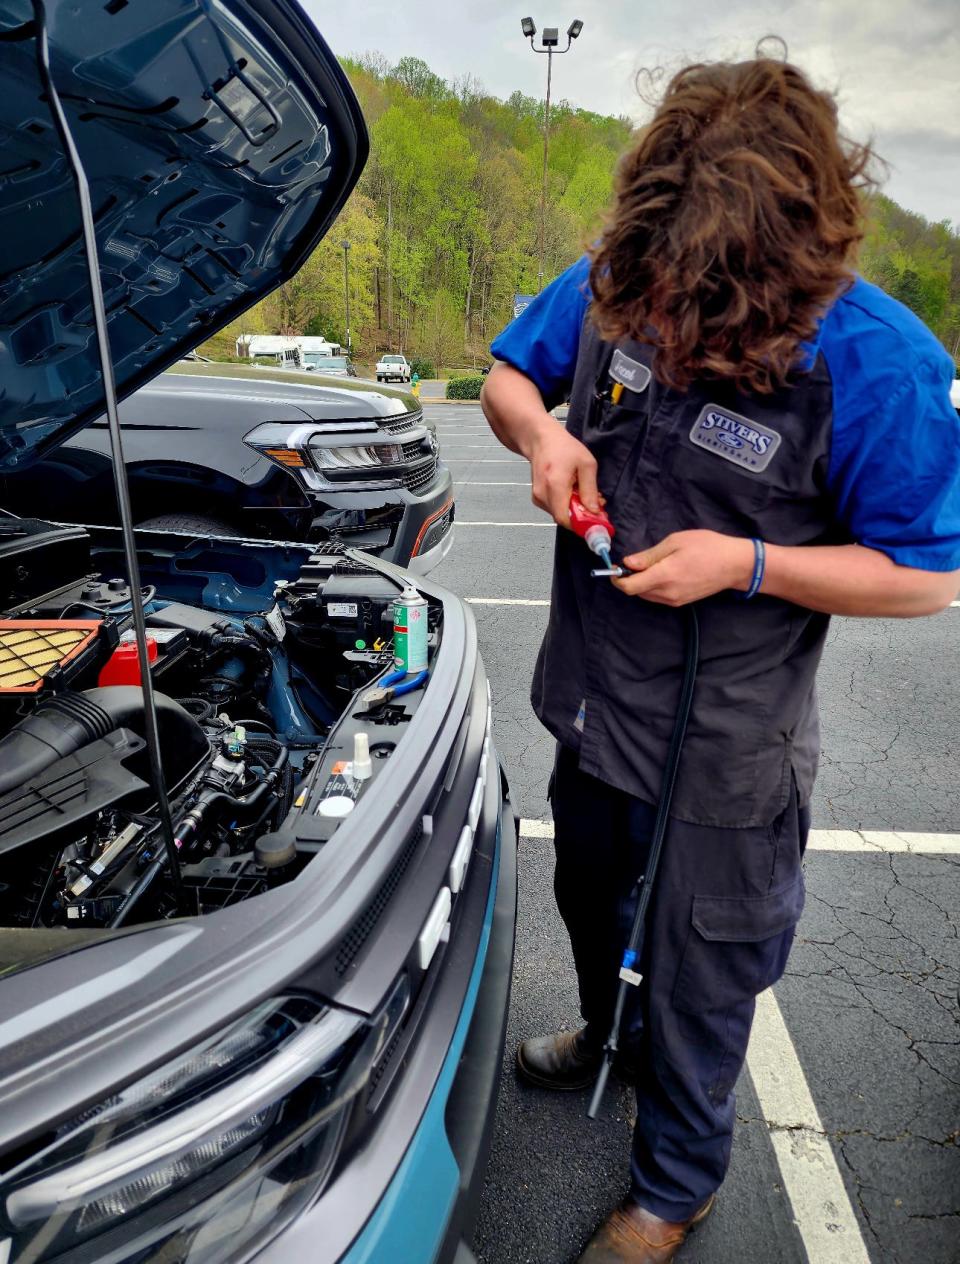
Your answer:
[0,517,437,933]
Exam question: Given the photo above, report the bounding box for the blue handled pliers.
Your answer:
[358,668,429,712]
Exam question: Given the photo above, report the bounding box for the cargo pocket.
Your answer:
[673,876,804,1015]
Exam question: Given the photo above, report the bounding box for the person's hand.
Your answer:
[528,423,601,527]
[612,531,755,605]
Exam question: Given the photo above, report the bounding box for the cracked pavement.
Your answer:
[431,405,960,1264]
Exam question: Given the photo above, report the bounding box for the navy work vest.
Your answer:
[531,318,843,828]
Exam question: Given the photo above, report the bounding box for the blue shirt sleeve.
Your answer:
[490,255,591,408]
[827,346,960,572]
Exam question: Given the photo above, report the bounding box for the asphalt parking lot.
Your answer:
[427,400,960,1264]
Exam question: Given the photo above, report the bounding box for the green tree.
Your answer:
[418,289,462,370]
[859,193,958,354]
[391,56,450,102]
[210,55,958,371]
[241,193,381,353]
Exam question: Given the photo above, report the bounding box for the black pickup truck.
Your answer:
[0,362,455,574]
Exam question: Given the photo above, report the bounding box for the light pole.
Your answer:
[341,239,352,354]
[521,16,583,291]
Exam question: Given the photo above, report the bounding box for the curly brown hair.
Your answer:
[588,57,877,394]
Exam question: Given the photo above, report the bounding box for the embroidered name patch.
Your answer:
[688,405,781,473]
[609,350,652,393]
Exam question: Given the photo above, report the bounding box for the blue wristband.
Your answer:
[738,538,765,600]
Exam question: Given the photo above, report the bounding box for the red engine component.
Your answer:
[98,636,158,687]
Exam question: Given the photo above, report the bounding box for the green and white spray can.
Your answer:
[393,585,428,674]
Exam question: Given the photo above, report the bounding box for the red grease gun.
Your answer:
[569,492,625,577]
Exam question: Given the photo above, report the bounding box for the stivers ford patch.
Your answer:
[609,350,652,393]
[688,405,781,473]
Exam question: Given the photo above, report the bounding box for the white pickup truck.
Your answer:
[376,353,412,383]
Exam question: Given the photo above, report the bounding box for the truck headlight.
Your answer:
[1,985,406,1262]
[244,422,421,488]
[308,442,403,472]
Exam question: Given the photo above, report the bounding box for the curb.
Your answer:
[420,397,484,405]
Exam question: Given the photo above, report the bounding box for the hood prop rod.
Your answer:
[32,0,185,912]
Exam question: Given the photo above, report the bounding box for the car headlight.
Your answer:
[243,422,423,488]
[1,985,406,1263]
[308,442,403,472]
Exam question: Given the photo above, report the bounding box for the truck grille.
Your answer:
[400,438,429,461]
[380,410,422,437]
[403,458,438,493]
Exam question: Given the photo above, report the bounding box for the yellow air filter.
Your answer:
[0,620,101,693]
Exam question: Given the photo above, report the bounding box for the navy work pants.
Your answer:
[550,744,809,1221]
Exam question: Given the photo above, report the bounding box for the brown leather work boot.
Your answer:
[515,1028,602,1090]
[516,1028,642,1090]
[576,1194,716,1263]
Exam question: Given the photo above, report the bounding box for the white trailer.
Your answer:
[297,335,342,355]
[236,334,341,359]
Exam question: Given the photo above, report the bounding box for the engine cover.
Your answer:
[0,518,92,610]
[0,729,146,857]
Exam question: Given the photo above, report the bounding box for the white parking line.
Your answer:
[519,819,555,837]
[466,598,550,606]
[444,459,526,464]
[515,816,949,1262]
[457,521,552,527]
[453,481,531,487]
[518,821,960,851]
[748,989,871,1264]
[807,829,960,854]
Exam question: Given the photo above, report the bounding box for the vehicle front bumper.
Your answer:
[306,465,454,575]
[382,465,454,574]
[253,760,518,1264]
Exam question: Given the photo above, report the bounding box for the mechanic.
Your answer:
[481,55,960,1264]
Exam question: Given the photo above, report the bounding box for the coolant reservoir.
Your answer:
[98,636,158,687]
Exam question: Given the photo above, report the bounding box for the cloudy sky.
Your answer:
[302,0,958,226]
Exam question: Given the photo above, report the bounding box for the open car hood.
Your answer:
[0,0,367,470]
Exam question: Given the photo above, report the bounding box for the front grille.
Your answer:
[403,459,438,493]
[380,410,422,437]
[400,438,428,461]
[334,822,423,976]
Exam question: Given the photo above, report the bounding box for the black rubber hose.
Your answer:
[179,697,217,723]
[108,744,290,928]
[201,743,289,820]
[208,633,270,663]
[109,856,164,928]
[244,734,284,760]
[0,693,111,796]
[588,605,700,1120]
[0,688,208,798]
